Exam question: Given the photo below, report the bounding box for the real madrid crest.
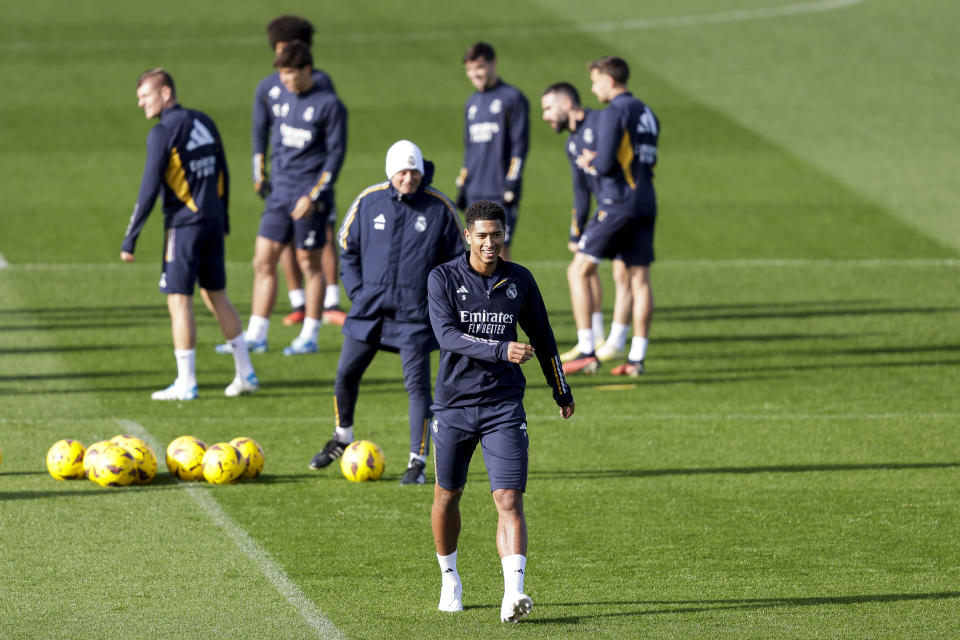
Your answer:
[584,128,594,145]
[506,283,518,299]
[269,85,282,100]
[303,106,315,121]
[490,98,502,114]
[468,104,478,121]
[414,215,427,232]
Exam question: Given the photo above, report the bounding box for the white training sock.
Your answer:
[438,550,460,584]
[288,288,305,310]
[324,284,340,309]
[299,316,321,342]
[576,329,594,355]
[591,312,605,345]
[501,554,526,595]
[174,349,196,389]
[245,315,270,343]
[628,336,649,362]
[409,452,427,466]
[607,322,629,350]
[335,426,354,443]
[227,333,255,378]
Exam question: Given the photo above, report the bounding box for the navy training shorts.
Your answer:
[578,210,655,267]
[159,218,226,295]
[432,402,528,492]
[257,190,333,251]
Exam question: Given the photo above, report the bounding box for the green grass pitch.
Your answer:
[2,0,960,638]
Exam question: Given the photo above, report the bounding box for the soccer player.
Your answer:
[426,201,575,622]
[540,82,634,368]
[220,41,347,357]
[457,42,529,261]
[309,140,463,485]
[252,16,344,329]
[566,56,660,376]
[121,68,258,400]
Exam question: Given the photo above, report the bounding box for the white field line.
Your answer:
[4,258,959,272]
[0,0,866,53]
[115,419,346,640]
[0,251,8,269]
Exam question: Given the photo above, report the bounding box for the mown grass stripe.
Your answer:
[0,0,865,53]
[115,419,347,640]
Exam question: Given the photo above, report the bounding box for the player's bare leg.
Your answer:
[563,253,600,374]
[279,244,305,325]
[153,293,198,400]
[493,489,532,622]
[433,485,464,612]
[320,223,346,325]
[598,258,632,362]
[283,248,323,355]
[204,288,258,396]
[612,264,652,376]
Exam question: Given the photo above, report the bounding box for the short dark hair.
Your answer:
[137,68,176,98]
[589,56,630,86]
[266,15,314,49]
[542,81,581,106]
[273,40,313,69]
[463,42,496,64]
[465,200,506,229]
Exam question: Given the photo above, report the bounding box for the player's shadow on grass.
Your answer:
[0,370,165,382]
[530,590,960,623]
[0,304,164,316]
[661,303,960,323]
[529,461,960,480]
[0,344,161,355]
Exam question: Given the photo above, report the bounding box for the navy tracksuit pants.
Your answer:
[333,334,432,458]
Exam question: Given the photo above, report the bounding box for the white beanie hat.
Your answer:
[385,139,424,180]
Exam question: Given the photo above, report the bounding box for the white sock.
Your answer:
[501,554,526,595]
[324,284,340,308]
[607,322,629,350]
[335,426,354,443]
[174,349,196,389]
[629,337,649,362]
[438,550,460,585]
[576,329,594,355]
[288,288,305,310]
[591,312,605,345]
[245,315,269,343]
[227,333,254,378]
[409,452,426,466]
[299,316,321,342]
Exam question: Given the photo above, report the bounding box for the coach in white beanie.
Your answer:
[385,139,425,180]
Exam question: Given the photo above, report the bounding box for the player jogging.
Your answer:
[121,68,258,400]
[427,200,574,622]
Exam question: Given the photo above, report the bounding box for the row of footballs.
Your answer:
[45,435,264,487]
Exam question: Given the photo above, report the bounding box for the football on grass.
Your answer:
[340,440,385,482]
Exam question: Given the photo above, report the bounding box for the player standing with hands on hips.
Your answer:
[427,201,574,622]
[121,69,258,400]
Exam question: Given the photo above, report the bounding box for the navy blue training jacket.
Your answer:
[428,253,573,409]
[337,161,463,351]
[122,104,228,254]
